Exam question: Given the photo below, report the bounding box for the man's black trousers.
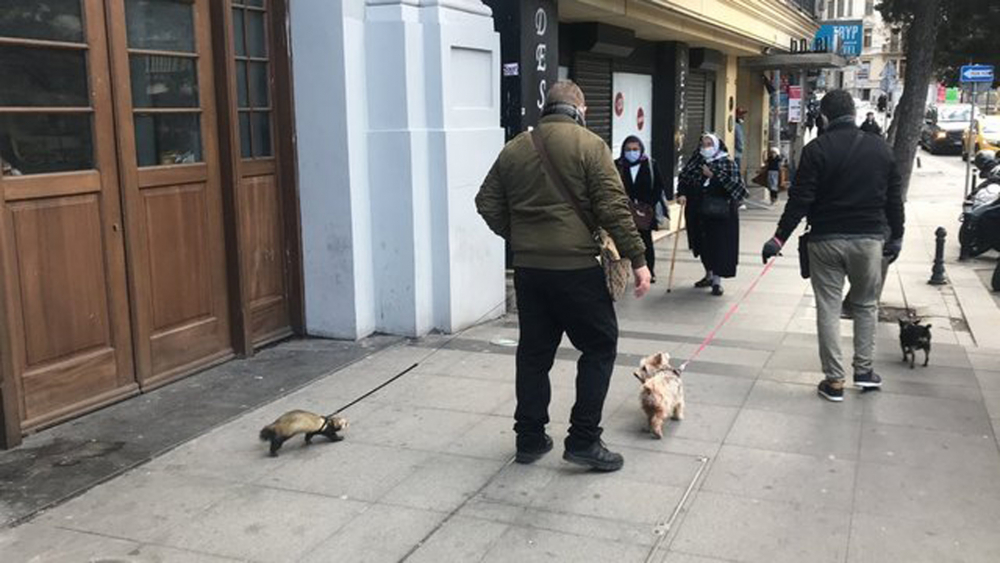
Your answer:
[513,266,618,450]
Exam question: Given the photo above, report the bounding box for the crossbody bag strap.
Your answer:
[530,127,597,235]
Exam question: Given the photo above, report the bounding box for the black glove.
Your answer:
[762,236,784,263]
[884,238,902,264]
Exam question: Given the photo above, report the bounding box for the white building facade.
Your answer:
[290,0,506,340]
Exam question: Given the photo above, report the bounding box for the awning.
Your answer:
[739,52,849,71]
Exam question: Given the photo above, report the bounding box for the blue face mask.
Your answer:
[624,149,642,164]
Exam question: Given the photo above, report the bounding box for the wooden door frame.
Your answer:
[210,0,304,357]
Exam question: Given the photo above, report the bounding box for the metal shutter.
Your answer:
[683,71,708,160]
[573,53,612,146]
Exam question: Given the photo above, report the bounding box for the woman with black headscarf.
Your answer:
[677,133,748,296]
[616,135,670,283]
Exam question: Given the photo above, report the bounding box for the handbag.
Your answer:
[700,195,732,220]
[798,132,866,279]
[752,168,768,188]
[531,128,632,301]
[631,200,655,230]
[798,231,811,279]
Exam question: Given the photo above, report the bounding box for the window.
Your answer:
[828,0,835,18]
[898,60,906,82]
[837,0,845,18]
[889,29,901,52]
[862,89,871,101]
[865,0,874,16]
[232,0,273,159]
[847,0,853,17]
[863,28,873,49]
[125,0,203,167]
[0,1,94,176]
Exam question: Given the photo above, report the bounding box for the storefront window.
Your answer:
[0,1,94,176]
[0,0,84,43]
[125,0,203,167]
[232,0,273,159]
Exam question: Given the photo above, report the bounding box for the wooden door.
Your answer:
[107,0,232,387]
[228,0,292,345]
[0,0,137,429]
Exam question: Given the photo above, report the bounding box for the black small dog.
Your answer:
[898,318,931,369]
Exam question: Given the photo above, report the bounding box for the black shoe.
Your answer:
[817,379,845,402]
[651,274,657,284]
[563,440,624,472]
[711,285,724,296]
[853,371,883,389]
[515,433,553,464]
[694,277,713,288]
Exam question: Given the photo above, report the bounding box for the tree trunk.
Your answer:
[891,0,942,201]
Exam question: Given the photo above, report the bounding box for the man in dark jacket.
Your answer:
[860,112,883,136]
[477,81,651,472]
[761,90,904,402]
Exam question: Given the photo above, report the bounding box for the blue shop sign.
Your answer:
[814,21,863,57]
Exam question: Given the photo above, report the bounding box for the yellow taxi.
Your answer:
[964,115,1000,159]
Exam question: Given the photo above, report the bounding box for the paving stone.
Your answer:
[670,492,850,563]
[678,373,755,407]
[479,525,650,563]
[701,445,855,511]
[380,454,506,513]
[33,469,236,543]
[606,400,739,445]
[0,526,143,563]
[479,464,560,507]
[854,461,1000,528]
[456,497,526,524]
[370,372,515,415]
[863,392,993,436]
[405,516,509,563]
[765,346,824,372]
[662,552,737,563]
[345,405,487,453]
[745,380,865,420]
[530,471,686,525]
[299,504,446,563]
[154,486,366,562]
[859,423,1000,477]
[253,441,427,501]
[725,408,861,460]
[442,414,516,461]
[509,507,660,548]
[847,512,1000,563]
[757,367,826,385]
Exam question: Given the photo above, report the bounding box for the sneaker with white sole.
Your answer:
[817,379,845,402]
[853,371,883,389]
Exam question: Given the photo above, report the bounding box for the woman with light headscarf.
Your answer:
[676,133,748,296]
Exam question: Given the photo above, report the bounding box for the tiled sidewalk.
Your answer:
[3,156,1000,562]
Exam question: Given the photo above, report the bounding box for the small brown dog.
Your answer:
[633,352,685,439]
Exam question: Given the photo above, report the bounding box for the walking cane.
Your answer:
[666,202,686,293]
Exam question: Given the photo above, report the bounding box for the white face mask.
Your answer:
[624,149,641,164]
[700,148,716,160]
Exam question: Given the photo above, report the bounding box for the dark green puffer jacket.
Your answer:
[476,114,646,270]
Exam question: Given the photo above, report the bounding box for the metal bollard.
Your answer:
[928,227,948,285]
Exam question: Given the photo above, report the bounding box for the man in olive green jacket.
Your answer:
[476,81,651,472]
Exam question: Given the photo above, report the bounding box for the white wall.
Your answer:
[292,0,505,340]
[611,72,653,158]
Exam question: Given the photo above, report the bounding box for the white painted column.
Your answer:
[365,0,505,336]
[290,0,376,340]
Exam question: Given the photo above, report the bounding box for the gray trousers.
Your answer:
[809,237,884,381]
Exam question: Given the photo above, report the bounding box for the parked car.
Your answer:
[921,104,975,155]
[962,115,1000,160]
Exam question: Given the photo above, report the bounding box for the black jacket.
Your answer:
[776,121,904,242]
[860,119,882,136]
[616,157,670,206]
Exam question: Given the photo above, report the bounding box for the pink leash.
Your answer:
[677,257,779,373]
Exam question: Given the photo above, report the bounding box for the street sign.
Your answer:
[960,64,994,84]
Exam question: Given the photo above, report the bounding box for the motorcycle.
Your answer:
[959,150,1000,290]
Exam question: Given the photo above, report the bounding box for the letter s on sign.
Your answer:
[537,79,547,110]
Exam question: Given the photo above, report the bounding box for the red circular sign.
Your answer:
[614,92,624,117]
[637,107,645,131]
